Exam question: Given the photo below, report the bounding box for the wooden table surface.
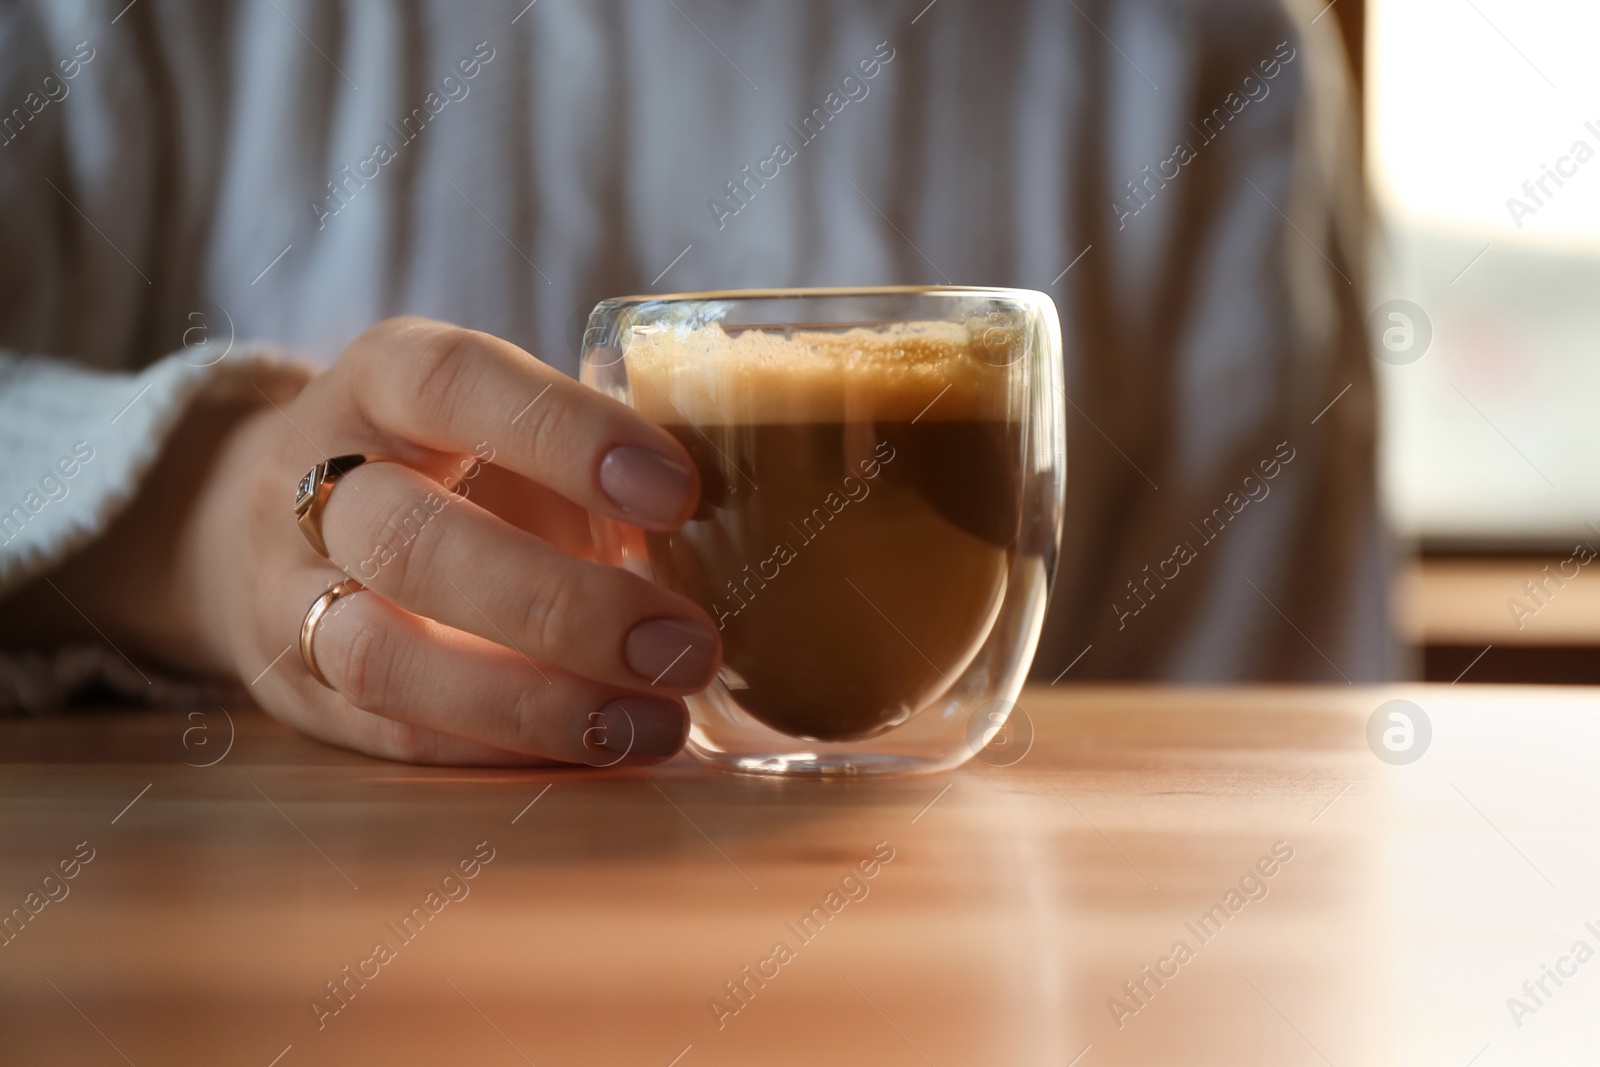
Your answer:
[3,684,1597,1066]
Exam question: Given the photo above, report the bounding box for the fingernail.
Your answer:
[599,445,694,526]
[584,697,687,763]
[625,617,718,688]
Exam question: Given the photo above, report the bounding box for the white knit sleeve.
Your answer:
[0,343,311,600]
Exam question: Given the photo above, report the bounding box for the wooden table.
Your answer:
[3,685,1597,1066]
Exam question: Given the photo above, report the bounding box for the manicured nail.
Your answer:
[599,445,694,526]
[584,697,687,763]
[625,617,718,688]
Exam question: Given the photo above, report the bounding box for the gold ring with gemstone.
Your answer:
[292,455,371,560]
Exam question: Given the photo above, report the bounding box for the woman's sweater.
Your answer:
[0,0,1391,703]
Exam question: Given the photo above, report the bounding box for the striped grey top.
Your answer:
[0,0,1392,685]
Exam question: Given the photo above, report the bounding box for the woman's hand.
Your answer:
[46,318,721,765]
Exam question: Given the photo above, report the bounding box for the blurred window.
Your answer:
[1369,0,1600,547]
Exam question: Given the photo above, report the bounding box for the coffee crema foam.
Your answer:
[622,320,1018,424]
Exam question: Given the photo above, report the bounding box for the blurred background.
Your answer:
[1364,0,1600,682]
[5,0,1598,690]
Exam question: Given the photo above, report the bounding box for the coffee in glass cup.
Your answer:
[583,288,1064,775]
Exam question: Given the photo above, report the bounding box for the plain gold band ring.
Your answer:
[299,578,366,689]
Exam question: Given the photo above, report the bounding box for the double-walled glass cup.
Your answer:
[582,287,1065,776]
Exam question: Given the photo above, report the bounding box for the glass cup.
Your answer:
[581,287,1065,776]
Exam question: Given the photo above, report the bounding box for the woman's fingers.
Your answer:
[318,459,719,692]
[307,586,689,764]
[240,315,719,767]
[339,317,700,530]
[454,461,597,558]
